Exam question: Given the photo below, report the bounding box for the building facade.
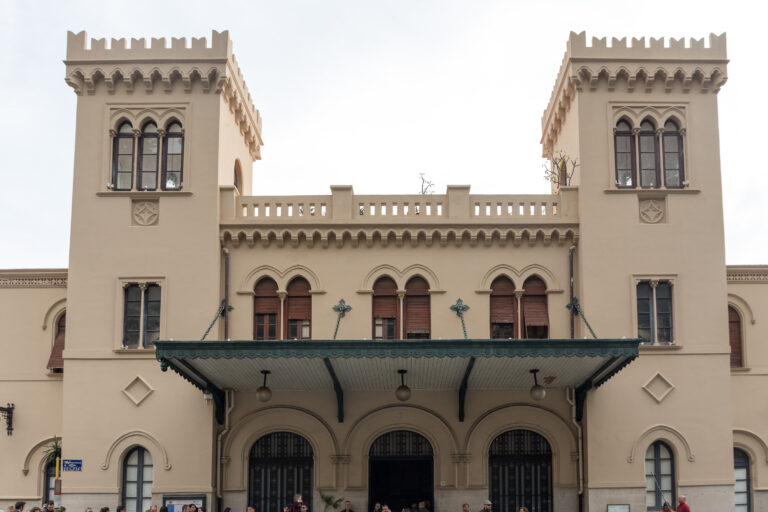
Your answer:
[1,31,766,512]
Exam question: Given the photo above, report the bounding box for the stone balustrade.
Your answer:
[220,185,578,226]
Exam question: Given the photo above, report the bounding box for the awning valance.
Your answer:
[155,338,639,424]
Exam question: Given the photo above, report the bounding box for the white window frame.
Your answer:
[631,275,677,345]
[114,277,167,350]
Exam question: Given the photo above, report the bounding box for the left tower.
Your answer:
[60,31,261,510]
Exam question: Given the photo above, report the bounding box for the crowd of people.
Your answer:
[5,494,693,512]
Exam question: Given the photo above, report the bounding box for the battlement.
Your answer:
[66,30,232,61]
[540,31,728,154]
[567,31,727,61]
[64,30,263,159]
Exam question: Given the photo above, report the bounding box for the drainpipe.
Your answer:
[569,245,576,339]
[566,387,584,510]
[216,389,235,509]
[223,249,230,340]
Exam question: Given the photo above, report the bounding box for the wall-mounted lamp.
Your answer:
[395,369,411,401]
[529,369,546,401]
[256,370,272,402]
[0,403,14,436]
[203,392,213,404]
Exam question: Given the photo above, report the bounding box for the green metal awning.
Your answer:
[155,338,639,424]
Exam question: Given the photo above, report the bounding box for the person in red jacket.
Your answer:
[676,496,690,512]
[292,495,303,512]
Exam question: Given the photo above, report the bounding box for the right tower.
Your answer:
[541,33,733,511]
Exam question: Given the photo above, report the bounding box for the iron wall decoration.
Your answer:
[0,403,14,435]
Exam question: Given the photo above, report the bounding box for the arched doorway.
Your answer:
[369,430,434,512]
[489,429,552,512]
[248,432,313,512]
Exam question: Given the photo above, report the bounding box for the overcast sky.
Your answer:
[0,0,765,268]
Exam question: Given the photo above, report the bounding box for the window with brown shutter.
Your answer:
[729,306,743,368]
[522,276,548,338]
[404,276,430,339]
[46,312,66,372]
[373,276,399,339]
[285,277,311,340]
[254,278,280,340]
[490,276,516,339]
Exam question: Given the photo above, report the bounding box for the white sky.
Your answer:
[0,0,765,268]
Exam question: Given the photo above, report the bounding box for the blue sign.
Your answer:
[62,459,82,472]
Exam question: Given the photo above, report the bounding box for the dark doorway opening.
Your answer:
[248,432,313,512]
[368,431,434,512]
[489,429,552,512]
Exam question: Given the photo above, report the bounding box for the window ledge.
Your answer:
[639,343,683,352]
[97,191,192,198]
[45,370,64,379]
[604,188,700,195]
[730,367,752,373]
[113,348,157,356]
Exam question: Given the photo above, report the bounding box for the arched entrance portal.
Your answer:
[248,432,313,512]
[368,430,434,512]
[489,429,552,512]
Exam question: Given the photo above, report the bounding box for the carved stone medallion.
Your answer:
[639,199,665,224]
[132,200,159,226]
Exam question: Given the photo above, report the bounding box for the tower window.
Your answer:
[614,120,636,188]
[662,120,685,188]
[138,122,159,190]
[112,122,135,191]
[162,122,184,190]
[639,119,660,188]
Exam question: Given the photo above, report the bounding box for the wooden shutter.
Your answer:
[405,296,430,334]
[286,297,311,320]
[491,276,516,324]
[254,279,280,338]
[404,277,430,336]
[729,306,743,367]
[522,277,549,330]
[522,296,549,326]
[46,313,66,370]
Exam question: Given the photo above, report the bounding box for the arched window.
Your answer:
[490,276,516,339]
[404,277,430,339]
[112,122,135,191]
[662,120,685,188]
[46,312,66,372]
[285,277,311,340]
[162,121,184,190]
[639,119,660,188]
[645,441,675,511]
[254,278,280,340]
[734,448,751,512]
[521,277,548,338]
[248,432,313,512]
[138,122,159,190]
[614,119,636,188]
[373,276,399,339]
[234,160,243,193]
[489,430,552,512]
[122,447,153,512]
[729,306,744,368]
[43,459,56,504]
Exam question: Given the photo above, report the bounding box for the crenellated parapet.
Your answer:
[541,31,728,153]
[64,30,262,158]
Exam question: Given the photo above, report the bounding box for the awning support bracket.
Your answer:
[161,357,226,424]
[458,356,476,422]
[574,356,618,421]
[323,357,344,423]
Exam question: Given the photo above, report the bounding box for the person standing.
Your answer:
[461,504,469,512]
[676,496,690,512]
[479,500,491,512]
[372,503,381,512]
[342,502,353,512]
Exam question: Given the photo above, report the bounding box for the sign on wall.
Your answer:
[62,459,82,472]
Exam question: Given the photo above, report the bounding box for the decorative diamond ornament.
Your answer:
[122,375,154,406]
[642,373,675,403]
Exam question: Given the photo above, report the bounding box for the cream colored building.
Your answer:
[1,30,766,512]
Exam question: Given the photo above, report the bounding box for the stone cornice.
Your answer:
[0,269,68,288]
[727,265,768,283]
[541,32,728,154]
[64,31,262,160]
[220,226,578,249]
